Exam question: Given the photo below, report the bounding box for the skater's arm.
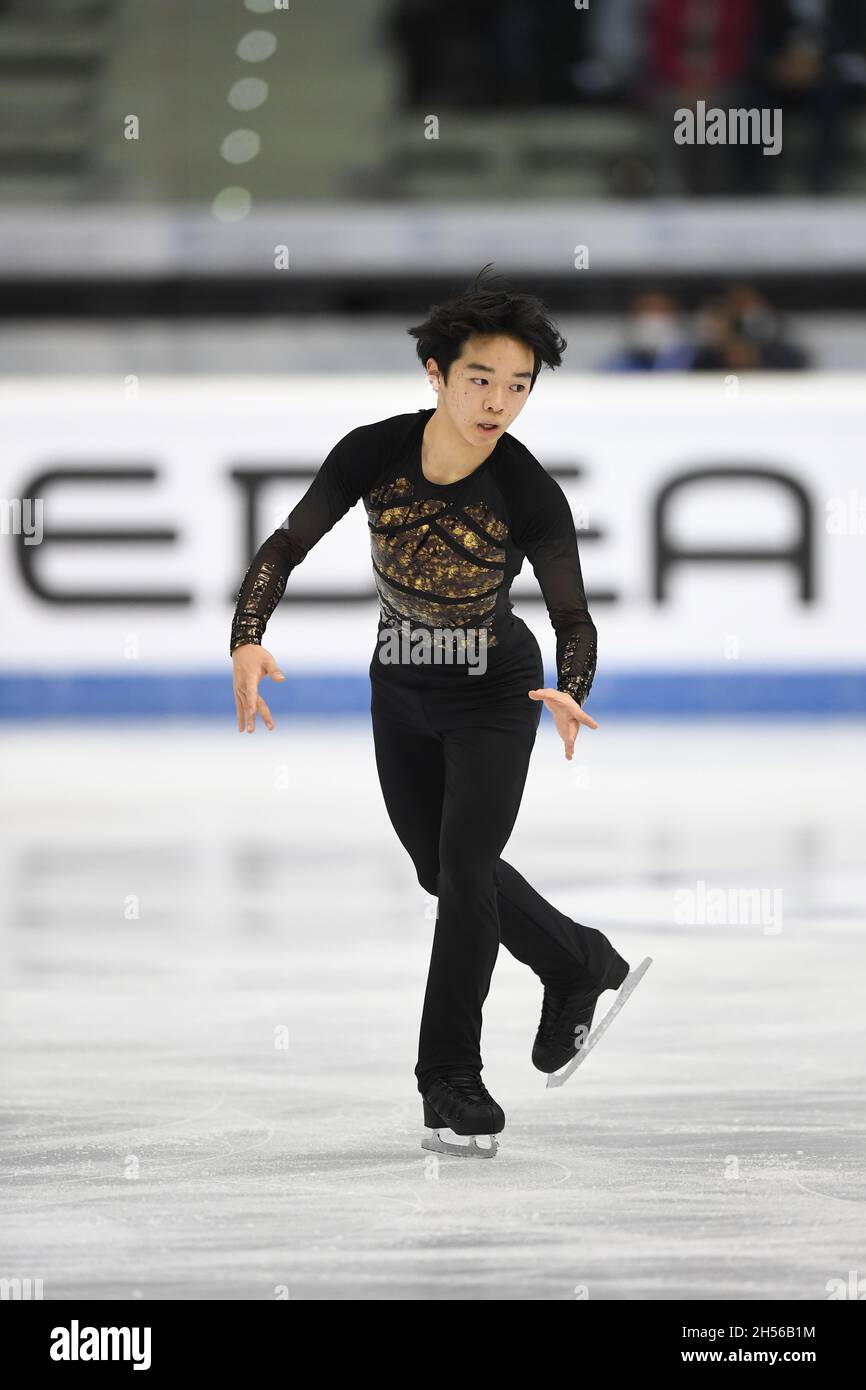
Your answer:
[229,419,388,656]
[230,417,392,733]
[505,461,599,760]
[512,466,598,708]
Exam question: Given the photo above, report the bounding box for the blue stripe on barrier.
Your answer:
[1,671,866,719]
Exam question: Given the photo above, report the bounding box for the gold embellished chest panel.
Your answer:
[365,474,513,640]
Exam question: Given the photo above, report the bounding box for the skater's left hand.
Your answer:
[527,688,598,760]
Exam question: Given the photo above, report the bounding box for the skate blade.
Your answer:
[421,1127,499,1159]
[546,955,653,1088]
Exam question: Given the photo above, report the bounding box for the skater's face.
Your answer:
[426,334,535,448]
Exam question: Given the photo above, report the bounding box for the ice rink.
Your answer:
[1,717,864,1301]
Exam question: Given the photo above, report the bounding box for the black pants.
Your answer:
[369,626,629,1095]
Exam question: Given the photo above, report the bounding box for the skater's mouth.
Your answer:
[476,422,499,433]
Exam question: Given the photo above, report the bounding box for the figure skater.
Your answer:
[230,266,649,1158]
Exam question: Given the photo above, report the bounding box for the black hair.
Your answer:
[406,263,567,390]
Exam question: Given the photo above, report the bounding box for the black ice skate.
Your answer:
[533,956,653,1087]
[420,1070,505,1159]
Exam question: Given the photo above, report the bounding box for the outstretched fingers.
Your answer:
[237,681,260,733]
[575,706,599,730]
[256,695,275,731]
[527,687,599,760]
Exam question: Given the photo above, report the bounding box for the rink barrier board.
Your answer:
[1,671,866,719]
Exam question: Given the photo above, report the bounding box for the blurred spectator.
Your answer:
[690,295,738,368]
[633,0,866,195]
[689,285,809,368]
[583,0,648,95]
[752,0,866,195]
[602,290,697,370]
[643,0,773,196]
[603,285,809,371]
[719,283,809,367]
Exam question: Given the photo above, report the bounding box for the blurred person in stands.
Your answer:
[643,0,767,196]
[602,290,697,370]
[642,0,866,196]
[582,0,647,97]
[750,0,866,195]
[690,285,809,369]
[689,295,738,370]
[724,283,809,367]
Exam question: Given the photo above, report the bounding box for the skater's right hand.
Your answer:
[527,687,599,760]
[232,644,286,733]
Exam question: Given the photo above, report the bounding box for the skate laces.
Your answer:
[538,984,596,1044]
[435,1070,492,1103]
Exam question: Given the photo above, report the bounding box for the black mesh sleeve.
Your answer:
[510,463,598,707]
[229,420,389,656]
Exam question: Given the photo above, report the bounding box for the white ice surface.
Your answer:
[1,719,864,1300]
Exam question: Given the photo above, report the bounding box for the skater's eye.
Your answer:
[470,378,526,392]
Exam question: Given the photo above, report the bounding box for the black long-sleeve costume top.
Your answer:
[229,407,598,706]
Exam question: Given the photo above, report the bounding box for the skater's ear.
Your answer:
[425,356,442,393]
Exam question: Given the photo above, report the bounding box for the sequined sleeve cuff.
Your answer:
[556,631,597,708]
[229,619,264,656]
[228,539,299,658]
